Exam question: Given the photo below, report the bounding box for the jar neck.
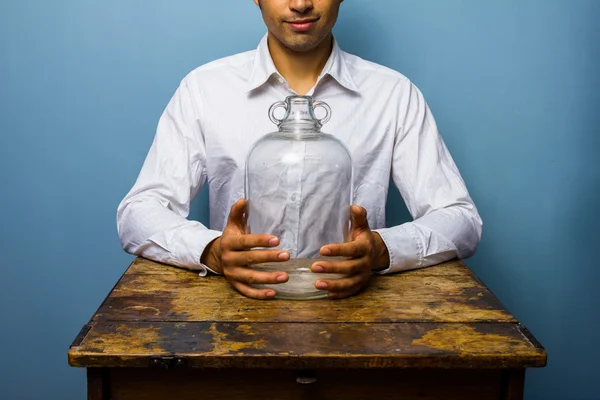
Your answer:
[279,96,322,132]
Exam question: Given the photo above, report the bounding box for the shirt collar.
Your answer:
[246,33,359,93]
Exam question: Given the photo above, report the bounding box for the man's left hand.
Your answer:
[311,205,390,299]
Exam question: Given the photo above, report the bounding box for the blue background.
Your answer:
[1,1,598,399]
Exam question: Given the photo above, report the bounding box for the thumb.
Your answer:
[350,205,370,233]
[226,199,247,231]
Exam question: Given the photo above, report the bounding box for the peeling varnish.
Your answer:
[111,263,514,324]
[208,323,267,353]
[86,325,164,353]
[412,325,533,353]
[235,325,256,336]
[122,306,161,316]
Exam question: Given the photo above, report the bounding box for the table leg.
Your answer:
[87,368,109,400]
[501,369,525,400]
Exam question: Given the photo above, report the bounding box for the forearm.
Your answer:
[374,202,482,274]
[117,196,222,275]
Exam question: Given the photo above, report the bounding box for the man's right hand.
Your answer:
[201,199,290,299]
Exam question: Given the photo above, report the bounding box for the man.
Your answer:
[117,0,482,300]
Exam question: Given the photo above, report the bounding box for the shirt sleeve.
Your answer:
[116,78,222,276]
[373,81,483,274]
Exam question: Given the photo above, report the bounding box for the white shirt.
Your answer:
[117,34,483,276]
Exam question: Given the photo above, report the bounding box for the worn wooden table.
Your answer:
[69,257,546,400]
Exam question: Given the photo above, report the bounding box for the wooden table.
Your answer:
[69,258,546,399]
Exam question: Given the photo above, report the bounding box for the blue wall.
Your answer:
[1,1,598,399]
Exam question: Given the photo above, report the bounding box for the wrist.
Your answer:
[372,232,390,271]
[201,236,223,274]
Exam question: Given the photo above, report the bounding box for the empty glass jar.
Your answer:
[245,96,353,300]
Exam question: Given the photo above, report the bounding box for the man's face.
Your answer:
[254,0,343,52]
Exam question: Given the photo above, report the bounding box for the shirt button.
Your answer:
[291,194,297,201]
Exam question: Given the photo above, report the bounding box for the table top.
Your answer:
[68,258,546,369]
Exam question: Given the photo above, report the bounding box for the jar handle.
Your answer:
[269,101,287,125]
[313,101,332,125]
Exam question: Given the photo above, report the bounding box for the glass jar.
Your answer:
[245,96,354,300]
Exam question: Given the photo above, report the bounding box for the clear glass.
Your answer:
[245,96,353,300]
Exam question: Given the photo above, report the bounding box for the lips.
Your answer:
[286,18,319,32]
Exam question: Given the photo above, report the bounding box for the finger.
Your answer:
[226,199,247,230]
[320,240,370,258]
[222,249,290,266]
[351,205,370,232]
[311,258,365,275]
[229,280,278,300]
[223,234,281,251]
[315,272,369,293]
[225,265,289,285]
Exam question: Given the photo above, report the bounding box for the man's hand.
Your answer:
[201,199,290,299]
[311,205,390,299]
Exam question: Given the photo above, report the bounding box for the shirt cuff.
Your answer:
[199,262,223,276]
[165,226,222,276]
[373,223,422,274]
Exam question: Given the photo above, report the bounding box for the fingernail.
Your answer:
[269,237,279,246]
[317,281,328,289]
[278,252,289,260]
[266,290,276,297]
[276,274,287,282]
[321,248,331,256]
[313,265,324,273]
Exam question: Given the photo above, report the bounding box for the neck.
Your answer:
[267,32,333,95]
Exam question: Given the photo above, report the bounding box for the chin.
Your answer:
[287,42,320,52]
[282,35,322,52]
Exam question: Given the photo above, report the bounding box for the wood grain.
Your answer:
[69,321,545,369]
[69,257,546,373]
[94,260,514,324]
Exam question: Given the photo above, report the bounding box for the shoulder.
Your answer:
[181,49,256,88]
[342,51,412,90]
[341,51,429,113]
